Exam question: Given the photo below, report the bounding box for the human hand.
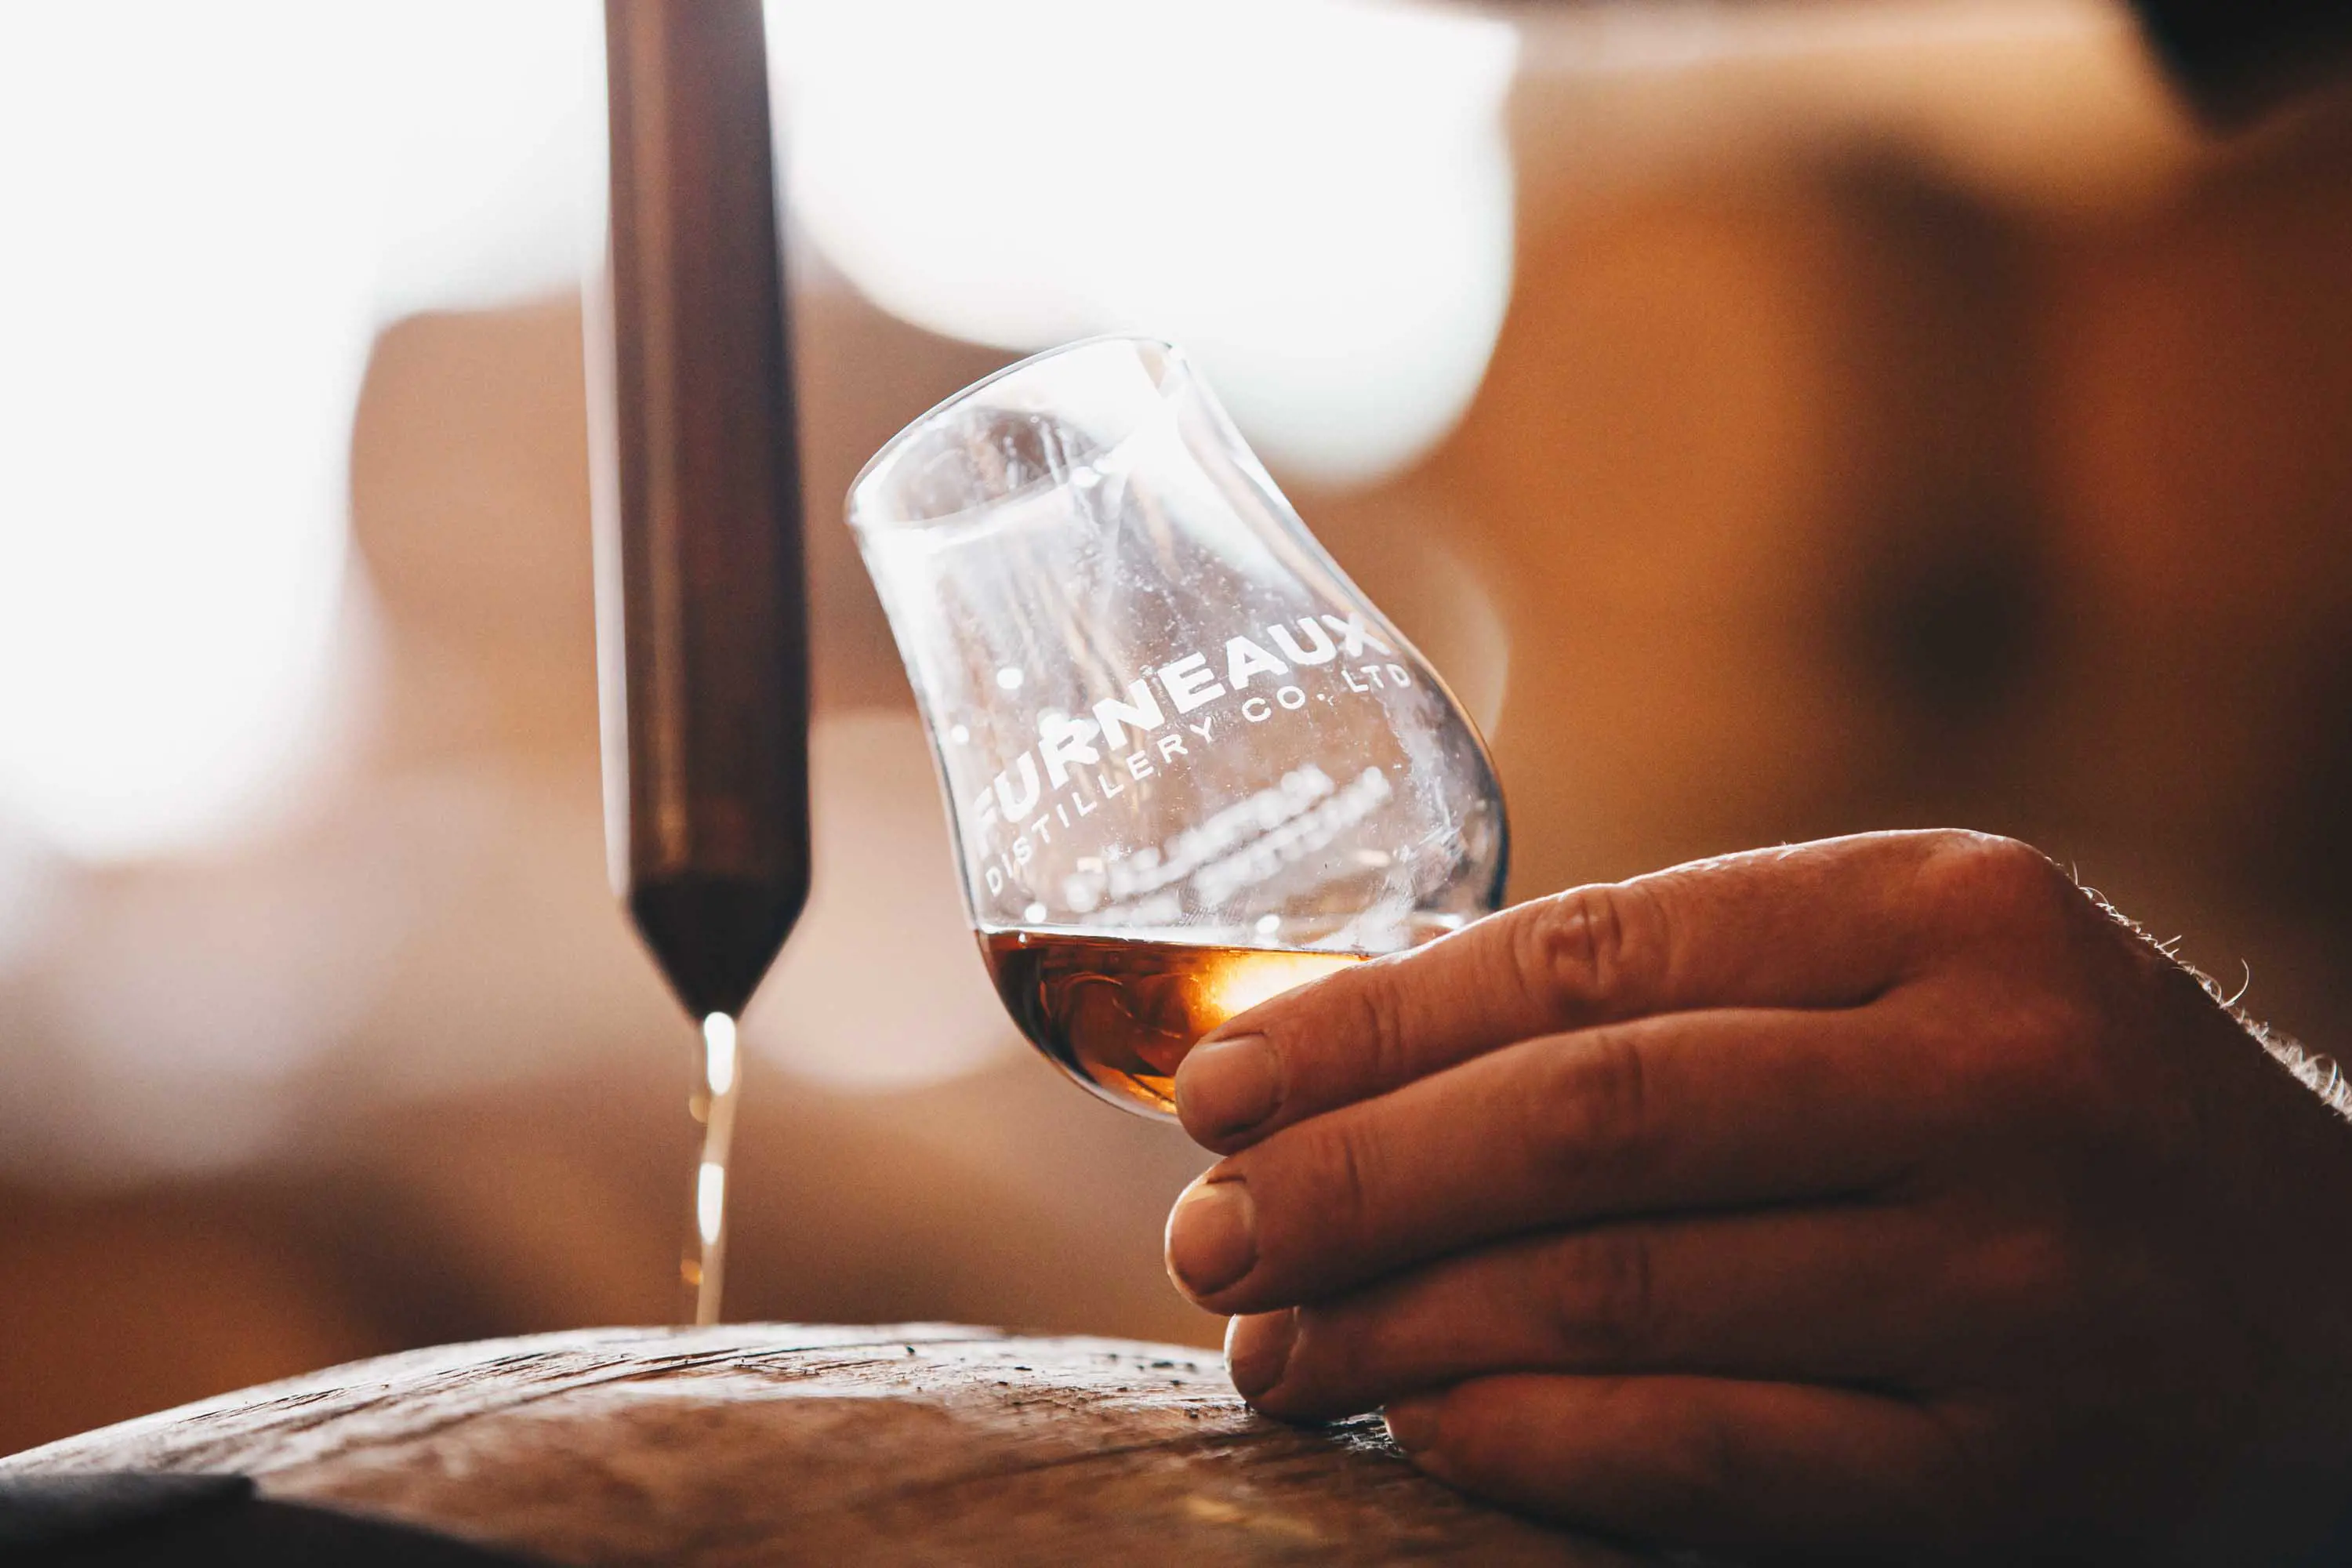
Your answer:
[1163,831,2352,1563]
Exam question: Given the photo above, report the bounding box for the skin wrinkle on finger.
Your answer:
[1359,946,1425,1104]
[1327,1107,1381,1261]
[1515,1026,1657,1213]
[1513,883,1639,1025]
[1563,1220,1658,1375]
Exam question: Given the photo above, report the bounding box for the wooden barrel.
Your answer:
[0,1325,1647,1565]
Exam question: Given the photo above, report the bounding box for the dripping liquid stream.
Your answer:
[683,1011,740,1325]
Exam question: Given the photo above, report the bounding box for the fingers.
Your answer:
[1228,1205,1940,1421]
[1178,831,1962,1152]
[1167,1007,1925,1312]
[1384,1374,1965,1561]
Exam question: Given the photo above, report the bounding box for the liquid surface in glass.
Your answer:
[981,916,1457,1116]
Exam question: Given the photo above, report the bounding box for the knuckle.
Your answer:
[1297,1301,1388,1404]
[1547,1228,1661,1363]
[1638,1388,1748,1513]
[1514,884,1639,1022]
[1314,1116,1383,1242]
[1998,989,2089,1063]
[1948,994,2109,1127]
[1911,832,2080,938]
[1331,963,1416,1094]
[1297,1309,1358,1388]
[1951,1222,2085,1334]
[1519,1030,1657,1189]
[2017,996,2105,1079]
[1683,1404,1749,1503]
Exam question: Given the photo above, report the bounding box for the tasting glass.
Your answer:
[848,336,1506,1115]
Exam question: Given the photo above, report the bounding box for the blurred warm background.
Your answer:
[4,0,2350,1456]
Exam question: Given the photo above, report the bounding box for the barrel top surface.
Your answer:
[2,1323,1650,1566]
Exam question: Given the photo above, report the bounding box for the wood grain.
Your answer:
[0,1325,1646,1566]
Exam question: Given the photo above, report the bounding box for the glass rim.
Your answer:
[845,333,1191,532]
